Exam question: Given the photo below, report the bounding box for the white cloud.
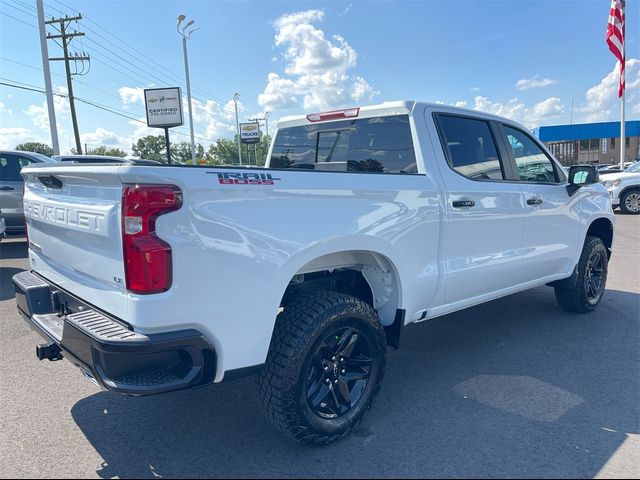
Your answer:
[24,86,69,135]
[473,95,527,121]
[577,58,639,122]
[118,86,144,107]
[526,97,565,126]
[339,3,353,16]
[0,127,46,149]
[81,128,128,148]
[259,9,377,111]
[473,95,565,128]
[0,101,12,115]
[454,101,468,108]
[515,76,557,91]
[258,73,300,110]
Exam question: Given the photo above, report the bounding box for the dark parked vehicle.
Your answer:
[0,150,56,233]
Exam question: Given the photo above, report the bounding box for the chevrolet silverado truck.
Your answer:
[13,101,614,444]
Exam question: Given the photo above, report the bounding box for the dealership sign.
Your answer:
[240,122,260,144]
[144,87,183,128]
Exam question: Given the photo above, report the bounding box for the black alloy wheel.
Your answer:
[305,326,374,419]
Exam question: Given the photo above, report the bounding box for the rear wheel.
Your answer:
[555,236,608,313]
[257,291,386,445]
[620,189,640,214]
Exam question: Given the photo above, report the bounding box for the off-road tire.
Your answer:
[555,236,608,313]
[257,291,386,445]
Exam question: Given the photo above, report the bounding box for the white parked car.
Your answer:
[13,101,614,444]
[600,161,640,214]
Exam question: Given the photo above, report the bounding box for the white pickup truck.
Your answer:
[13,101,614,444]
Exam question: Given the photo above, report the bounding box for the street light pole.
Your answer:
[233,92,242,165]
[177,15,198,165]
[265,111,271,137]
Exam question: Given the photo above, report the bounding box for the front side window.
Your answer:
[504,126,559,183]
[269,115,417,173]
[0,155,30,182]
[437,115,504,180]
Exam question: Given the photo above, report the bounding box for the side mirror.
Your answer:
[567,165,599,196]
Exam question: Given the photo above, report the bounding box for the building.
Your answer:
[532,120,640,166]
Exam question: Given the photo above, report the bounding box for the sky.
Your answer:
[0,0,639,155]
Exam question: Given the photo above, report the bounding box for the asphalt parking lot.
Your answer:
[0,216,638,479]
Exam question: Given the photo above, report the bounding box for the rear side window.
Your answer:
[436,115,505,181]
[0,154,30,182]
[269,115,417,173]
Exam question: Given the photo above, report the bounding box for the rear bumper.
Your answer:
[12,270,216,396]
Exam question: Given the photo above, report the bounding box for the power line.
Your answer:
[0,56,143,110]
[0,79,218,143]
[48,0,236,112]
[1,0,37,19]
[0,11,38,29]
[2,3,237,116]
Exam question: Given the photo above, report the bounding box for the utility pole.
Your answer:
[46,15,89,154]
[249,115,269,165]
[36,0,60,155]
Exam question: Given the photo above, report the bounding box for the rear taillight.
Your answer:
[122,184,182,294]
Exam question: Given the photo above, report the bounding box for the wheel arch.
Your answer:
[586,217,614,259]
[280,250,402,328]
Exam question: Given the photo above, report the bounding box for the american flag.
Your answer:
[606,0,626,97]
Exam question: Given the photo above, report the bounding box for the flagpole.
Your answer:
[620,83,625,170]
[620,4,626,171]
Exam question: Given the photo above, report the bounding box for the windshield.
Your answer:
[625,161,640,173]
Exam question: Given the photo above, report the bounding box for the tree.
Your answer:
[15,142,53,157]
[171,141,206,165]
[75,145,128,157]
[131,135,168,163]
[206,134,271,166]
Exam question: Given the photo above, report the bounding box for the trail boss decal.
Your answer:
[209,172,281,185]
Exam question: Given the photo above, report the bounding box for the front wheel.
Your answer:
[257,291,387,445]
[555,236,608,313]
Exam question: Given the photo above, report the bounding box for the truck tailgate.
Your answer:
[22,165,128,320]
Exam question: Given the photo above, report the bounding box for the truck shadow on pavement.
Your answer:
[0,267,24,301]
[0,240,28,301]
[71,286,639,479]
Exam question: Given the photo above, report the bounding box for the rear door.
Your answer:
[434,114,526,304]
[0,153,32,230]
[499,124,581,281]
[22,165,128,320]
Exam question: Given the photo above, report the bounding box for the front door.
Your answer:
[500,125,581,281]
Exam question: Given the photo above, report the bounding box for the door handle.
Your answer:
[527,197,543,206]
[452,200,475,208]
[0,186,15,191]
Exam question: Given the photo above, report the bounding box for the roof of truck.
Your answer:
[276,100,523,129]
